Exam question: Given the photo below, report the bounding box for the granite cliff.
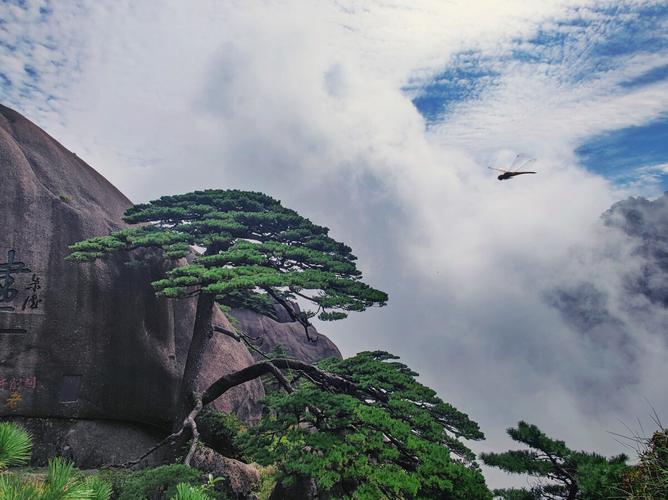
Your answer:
[0,104,339,467]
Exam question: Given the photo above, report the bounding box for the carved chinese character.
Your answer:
[5,391,22,410]
[0,250,32,312]
[22,273,43,311]
[23,376,37,389]
[22,293,43,311]
[25,274,41,293]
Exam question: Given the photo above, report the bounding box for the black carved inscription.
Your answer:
[22,274,42,310]
[0,328,28,334]
[0,250,32,311]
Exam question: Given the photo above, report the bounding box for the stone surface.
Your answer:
[230,308,342,364]
[2,416,167,467]
[197,307,265,423]
[191,447,261,499]
[602,193,668,306]
[0,104,263,437]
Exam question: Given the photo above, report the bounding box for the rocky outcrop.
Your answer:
[197,307,264,422]
[231,307,342,364]
[0,104,263,461]
[6,416,168,467]
[191,447,262,500]
[602,193,668,306]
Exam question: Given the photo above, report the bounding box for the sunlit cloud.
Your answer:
[2,0,668,489]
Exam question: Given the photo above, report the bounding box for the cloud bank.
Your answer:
[2,0,668,488]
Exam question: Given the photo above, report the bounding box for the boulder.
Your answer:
[197,307,264,423]
[0,104,263,446]
[231,308,342,364]
[4,416,168,467]
[191,447,262,499]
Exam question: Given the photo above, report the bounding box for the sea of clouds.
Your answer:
[2,0,668,488]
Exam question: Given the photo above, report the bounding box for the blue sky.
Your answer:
[2,1,667,194]
[406,1,668,191]
[577,116,668,189]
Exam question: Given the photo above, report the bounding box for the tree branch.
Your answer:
[202,358,356,405]
[262,286,317,342]
[184,393,204,466]
[213,324,241,341]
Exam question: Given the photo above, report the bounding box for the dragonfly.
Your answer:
[488,155,537,181]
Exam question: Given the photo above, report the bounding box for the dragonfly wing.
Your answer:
[513,157,536,172]
[508,154,522,171]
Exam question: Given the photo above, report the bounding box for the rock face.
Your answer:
[6,416,167,467]
[602,193,668,306]
[0,104,263,460]
[548,193,668,335]
[197,307,265,422]
[543,193,668,408]
[191,447,261,500]
[231,306,342,364]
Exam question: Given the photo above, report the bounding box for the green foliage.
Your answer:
[117,464,203,500]
[220,292,278,321]
[95,467,132,498]
[0,473,41,500]
[253,466,277,500]
[39,458,110,500]
[255,345,294,396]
[481,421,628,499]
[0,459,112,500]
[239,351,491,499]
[84,476,113,500]
[262,344,290,360]
[196,409,245,459]
[170,482,211,500]
[68,189,387,323]
[490,488,536,500]
[0,424,111,499]
[621,428,668,499]
[0,422,32,470]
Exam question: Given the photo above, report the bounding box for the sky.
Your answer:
[2,0,668,489]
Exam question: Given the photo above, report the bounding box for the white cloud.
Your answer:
[2,0,668,489]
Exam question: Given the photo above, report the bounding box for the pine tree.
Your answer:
[620,428,668,498]
[239,351,492,499]
[0,423,112,499]
[68,190,387,425]
[481,421,628,499]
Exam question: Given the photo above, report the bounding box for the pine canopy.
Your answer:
[240,351,491,500]
[481,421,628,499]
[68,189,387,324]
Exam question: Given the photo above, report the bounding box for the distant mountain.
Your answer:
[602,193,668,306]
[543,193,668,407]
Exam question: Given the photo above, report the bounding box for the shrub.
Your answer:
[0,457,112,500]
[96,467,133,498]
[117,464,204,500]
[621,428,668,498]
[0,422,32,470]
[0,422,111,499]
[171,482,211,500]
[197,410,244,459]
